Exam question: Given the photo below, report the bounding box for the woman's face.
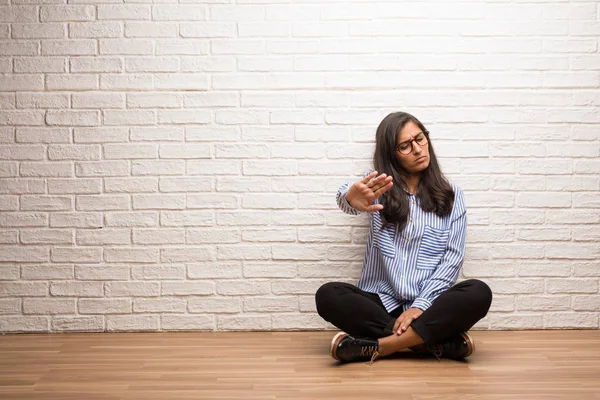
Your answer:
[395,121,430,174]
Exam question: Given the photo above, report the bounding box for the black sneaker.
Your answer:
[330,332,380,364]
[412,331,475,360]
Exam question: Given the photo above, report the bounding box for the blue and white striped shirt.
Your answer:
[336,178,467,313]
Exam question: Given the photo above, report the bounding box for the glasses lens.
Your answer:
[398,145,410,155]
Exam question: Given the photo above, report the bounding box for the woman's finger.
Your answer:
[373,181,394,197]
[393,316,403,333]
[366,173,386,188]
[365,204,384,212]
[360,171,378,184]
[371,177,393,193]
[401,316,415,332]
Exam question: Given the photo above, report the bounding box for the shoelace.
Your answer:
[367,350,379,366]
[360,345,379,366]
[427,344,443,361]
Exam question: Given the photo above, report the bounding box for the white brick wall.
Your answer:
[0,1,599,333]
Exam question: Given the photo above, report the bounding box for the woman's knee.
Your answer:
[315,282,343,318]
[464,279,493,311]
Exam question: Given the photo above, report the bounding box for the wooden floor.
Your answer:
[0,330,599,400]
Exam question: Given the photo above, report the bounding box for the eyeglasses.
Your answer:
[395,131,429,155]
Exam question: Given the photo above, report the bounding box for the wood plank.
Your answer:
[0,331,598,399]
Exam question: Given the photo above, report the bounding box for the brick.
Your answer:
[573,295,600,311]
[543,312,598,329]
[97,5,150,20]
[187,261,242,279]
[242,228,296,243]
[161,247,216,263]
[547,279,598,293]
[51,316,104,332]
[0,41,39,56]
[217,245,270,260]
[125,22,177,38]
[134,298,186,313]
[77,229,131,245]
[107,315,159,331]
[180,23,235,38]
[104,144,157,159]
[131,160,185,175]
[75,127,128,143]
[218,315,270,331]
[161,211,213,227]
[161,281,213,296]
[131,265,185,280]
[20,229,73,244]
[133,229,185,245]
[243,262,296,278]
[104,248,159,263]
[51,212,102,228]
[161,315,214,331]
[0,265,20,279]
[76,195,129,211]
[131,127,183,141]
[70,22,123,38]
[24,299,76,315]
[159,177,212,193]
[0,111,45,126]
[50,281,103,297]
[79,299,131,314]
[0,179,45,194]
[127,92,181,107]
[14,57,66,73]
[51,247,102,263]
[159,144,211,159]
[186,228,239,244]
[133,194,185,210]
[48,179,102,194]
[516,295,570,311]
[272,314,326,330]
[49,145,101,162]
[72,92,125,109]
[42,39,96,56]
[0,316,49,332]
[21,265,73,280]
[156,40,209,56]
[105,212,157,227]
[105,178,158,193]
[105,282,160,297]
[0,299,21,315]
[189,297,240,313]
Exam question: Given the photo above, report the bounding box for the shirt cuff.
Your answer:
[337,189,361,215]
[411,297,433,312]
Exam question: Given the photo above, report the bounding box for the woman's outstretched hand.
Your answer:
[345,171,393,212]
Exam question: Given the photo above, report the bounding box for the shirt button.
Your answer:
[401,276,405,280]
[399,295,403,300]
[406,238,409,242]
[410,219,413,223]
[403,257,406,261]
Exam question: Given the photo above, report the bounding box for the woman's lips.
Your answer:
[415,156,427,163]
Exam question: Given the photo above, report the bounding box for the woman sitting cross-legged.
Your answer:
[315,111,493,364]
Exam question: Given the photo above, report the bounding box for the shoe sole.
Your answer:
[461,332,475,358]
[329,332,348,360]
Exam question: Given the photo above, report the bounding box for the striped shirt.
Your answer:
[336,178,467,313]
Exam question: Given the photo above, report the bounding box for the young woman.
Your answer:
[315,111,492,364]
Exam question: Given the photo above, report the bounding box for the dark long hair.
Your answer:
[374,112,454,232]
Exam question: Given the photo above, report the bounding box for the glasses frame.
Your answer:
[395,130,429,155]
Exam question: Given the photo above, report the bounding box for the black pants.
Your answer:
[315,279,492,345]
